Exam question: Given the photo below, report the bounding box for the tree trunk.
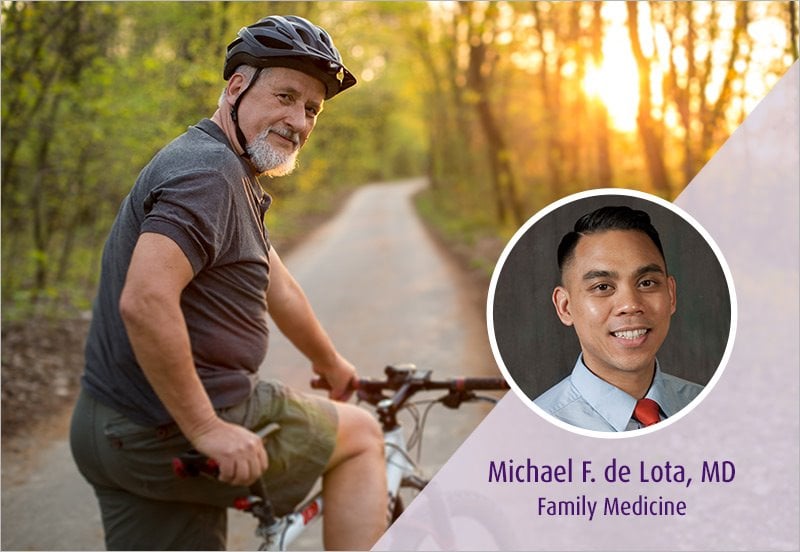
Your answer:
[466,4,524,226]
[531,2,565,197]
[626,1,671,195]
[700,2,748,164]
[56,148,91,282]
[789,1,799,60]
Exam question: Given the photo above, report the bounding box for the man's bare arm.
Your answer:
[119,232,267,485]
[266,247,356,400]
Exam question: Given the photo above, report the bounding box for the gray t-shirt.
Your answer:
[83,119,272,426]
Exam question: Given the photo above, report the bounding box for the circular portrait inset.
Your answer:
[488,189,736,437]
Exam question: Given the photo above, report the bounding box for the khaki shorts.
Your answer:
[70,381,337,550]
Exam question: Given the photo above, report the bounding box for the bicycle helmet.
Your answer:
[224,15,356,99]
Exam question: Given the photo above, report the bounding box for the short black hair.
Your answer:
[557,205,666,276]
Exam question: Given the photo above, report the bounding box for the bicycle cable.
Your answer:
[415,400,439,464]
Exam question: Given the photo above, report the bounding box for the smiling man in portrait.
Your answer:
[534,205,704,432]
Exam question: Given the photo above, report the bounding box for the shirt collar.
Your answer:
[645,367,684,417]
[194,118,230,148]
[570,355,669,432]
[193,119,270,209]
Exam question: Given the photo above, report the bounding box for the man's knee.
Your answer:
[328,403,383,467]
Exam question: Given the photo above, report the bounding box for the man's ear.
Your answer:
[224,72,248,106]
[667,275,677,315]
[552,286,574,327]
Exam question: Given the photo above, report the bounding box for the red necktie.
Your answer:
[633,398,661,427]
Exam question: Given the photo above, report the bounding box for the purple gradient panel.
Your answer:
[375,62,799,551]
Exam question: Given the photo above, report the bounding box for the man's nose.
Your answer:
[284,104,307,133]
[615,286,644,315]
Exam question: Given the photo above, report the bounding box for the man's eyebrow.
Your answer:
[273,85,324,109]
[272,84,299,95]
[634,263,666,277]
[582,269,618,281]
[581,264,665,281]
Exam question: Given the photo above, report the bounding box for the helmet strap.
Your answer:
[230,67,263,159]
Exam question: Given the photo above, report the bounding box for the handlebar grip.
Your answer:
[172,423,280,480]
[312,376,508,392]
[172,452,220,479]
[451,377,509,391]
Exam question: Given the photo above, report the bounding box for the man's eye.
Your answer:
[306,107,319,117]
[593,283,612,292]
[639,279,656,288]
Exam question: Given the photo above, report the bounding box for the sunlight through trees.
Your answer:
[2,1,797,317]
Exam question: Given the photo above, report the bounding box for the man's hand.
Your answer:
[314,354,357,402]
[189,418,268,487]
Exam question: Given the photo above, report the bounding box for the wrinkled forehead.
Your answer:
[258,66,327,102]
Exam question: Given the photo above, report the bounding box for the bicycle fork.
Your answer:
[384,426,424,521]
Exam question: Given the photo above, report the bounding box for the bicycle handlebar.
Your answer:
[311,364,509,397]
[312,364,508,430]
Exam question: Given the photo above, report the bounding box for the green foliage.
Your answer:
[3,1,794,321]
[1,2,429,319]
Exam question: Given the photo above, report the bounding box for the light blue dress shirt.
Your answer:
[534,355,704,432]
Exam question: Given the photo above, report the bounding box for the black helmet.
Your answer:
[224,15,356,99]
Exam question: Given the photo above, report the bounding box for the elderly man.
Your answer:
[535,205,703,432]
[70,15,386,550]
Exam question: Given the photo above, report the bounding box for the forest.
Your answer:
[2,1,798,320]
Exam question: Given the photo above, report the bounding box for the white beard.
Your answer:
[247,128,299,177]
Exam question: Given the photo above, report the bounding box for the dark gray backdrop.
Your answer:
[491,194,732,402]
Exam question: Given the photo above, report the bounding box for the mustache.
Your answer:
[268,126,300,146]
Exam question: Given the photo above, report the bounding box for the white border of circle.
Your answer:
[486,188,738,439]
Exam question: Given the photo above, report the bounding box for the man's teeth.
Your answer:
[613,329,648,339]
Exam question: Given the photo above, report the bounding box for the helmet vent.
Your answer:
[295,28,314,46]
[255,35,293,50]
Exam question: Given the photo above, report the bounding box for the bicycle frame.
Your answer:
[174,364,506,550]
[252,493,322,550]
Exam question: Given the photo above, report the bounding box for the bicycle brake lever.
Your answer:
[440,390,477,409]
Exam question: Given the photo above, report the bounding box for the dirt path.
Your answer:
[1,178,499,551]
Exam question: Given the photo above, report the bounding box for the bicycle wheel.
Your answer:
[389,474,429,524]
[381,489,517,550]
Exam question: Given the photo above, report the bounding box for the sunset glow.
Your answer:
[582,46,640,133]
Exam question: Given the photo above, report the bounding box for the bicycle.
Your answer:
[173,363,508,550]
